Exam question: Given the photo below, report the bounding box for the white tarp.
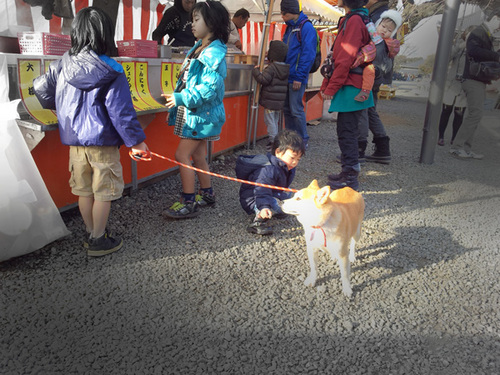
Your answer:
[0,55,70,262]
[220,0,343,22]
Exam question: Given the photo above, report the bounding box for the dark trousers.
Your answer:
[337,110,363,172]
[438,104,465,141]
[358,85,387,141]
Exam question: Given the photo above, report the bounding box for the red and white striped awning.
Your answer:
[3,0,338,55]
[2,0,165,40]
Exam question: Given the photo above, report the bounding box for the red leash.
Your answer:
[311,226,327,247]
[129,150,298,193]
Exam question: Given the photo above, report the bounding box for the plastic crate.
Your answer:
[117,40,157,58]
[18,32,71,56]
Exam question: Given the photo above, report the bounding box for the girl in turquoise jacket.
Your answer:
[162,1,229,219]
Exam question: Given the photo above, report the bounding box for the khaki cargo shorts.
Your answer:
[69,146,124,201]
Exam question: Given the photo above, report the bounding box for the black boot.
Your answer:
[358,140,367,164]
[327,170,360,191]
[366,136,391,164]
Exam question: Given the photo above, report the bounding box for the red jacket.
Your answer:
[321,11,371,97]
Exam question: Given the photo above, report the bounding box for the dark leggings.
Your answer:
[438,104,465,141]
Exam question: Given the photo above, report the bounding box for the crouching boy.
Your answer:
[236,129,305,235]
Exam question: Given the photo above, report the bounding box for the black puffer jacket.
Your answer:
[252,62,290,111]
[152,0,196,47]
[463,24,500,84]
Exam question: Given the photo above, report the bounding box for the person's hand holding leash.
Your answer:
[130,142,150,161]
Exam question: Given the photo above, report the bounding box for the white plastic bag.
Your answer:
[0,55,70,262]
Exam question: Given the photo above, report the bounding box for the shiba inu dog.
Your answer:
[281,180,365,297]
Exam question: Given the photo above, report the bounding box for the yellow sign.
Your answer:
[161,62,174,94]
[44,59,56,73]
[120,61,152,112]
[172,63,182,88]
[135,62,163,110]
[18,59,58,125]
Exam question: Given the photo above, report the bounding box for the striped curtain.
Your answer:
[10,0,164,41]
[9,1,291,53]
[240,21,286,56]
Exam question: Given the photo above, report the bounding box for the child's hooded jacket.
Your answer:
[33,48,146,148]
[237,153,295,215]
[168,39,227,139]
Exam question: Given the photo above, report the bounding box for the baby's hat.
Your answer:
[376,9,403,38]
[268,40,288,62]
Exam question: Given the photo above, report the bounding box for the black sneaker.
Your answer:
[163,200,201,219]
[247,218,273,235]
[87,231,123,257]
[265,141,273,153]
[195,191,216,207]
[328,170,360,191]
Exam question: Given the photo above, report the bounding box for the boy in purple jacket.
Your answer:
[34,7,148,256]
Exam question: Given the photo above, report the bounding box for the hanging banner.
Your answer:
[135,62,163,110]
[172,63,182,88]
[161,62,174,95]
[18,59,58,125]
[120,61,152,112]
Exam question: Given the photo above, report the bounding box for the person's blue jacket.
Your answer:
[33,49,146,148]
[282,12,317,84]
[168,39,227,139]
[237,153,295,215]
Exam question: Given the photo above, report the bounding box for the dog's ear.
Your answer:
[316,186,331,205]
[308,180,320,190]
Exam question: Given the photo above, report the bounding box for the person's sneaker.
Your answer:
[438,138,445,146]
[84,231,113,248]
[327,170,360,191]
[247,218,273,235]
[83,234,90,249]
[195,191,216,207]
[163,200,200,219]
[87,231,123,257]
[265,141,273,153]
[449,148,471,159]
[468,151,484,160]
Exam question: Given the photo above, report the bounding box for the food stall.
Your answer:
[1,0,341,211]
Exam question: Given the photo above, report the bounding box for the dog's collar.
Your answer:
[311,226,327,247]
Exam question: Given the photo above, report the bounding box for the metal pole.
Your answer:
[419,0,461,164]
[248,0,275,148]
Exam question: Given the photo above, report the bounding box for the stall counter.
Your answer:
[4,52,322,211]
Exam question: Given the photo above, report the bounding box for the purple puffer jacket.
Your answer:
[33,49,146,148]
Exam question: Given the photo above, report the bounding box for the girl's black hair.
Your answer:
[191,1,230,44]
[273,129,306,156]
[342,0,368,10]
[69,7,116,56]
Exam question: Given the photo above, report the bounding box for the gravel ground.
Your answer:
[1,96,500,375]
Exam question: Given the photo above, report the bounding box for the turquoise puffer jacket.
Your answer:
[168,39,227,139]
